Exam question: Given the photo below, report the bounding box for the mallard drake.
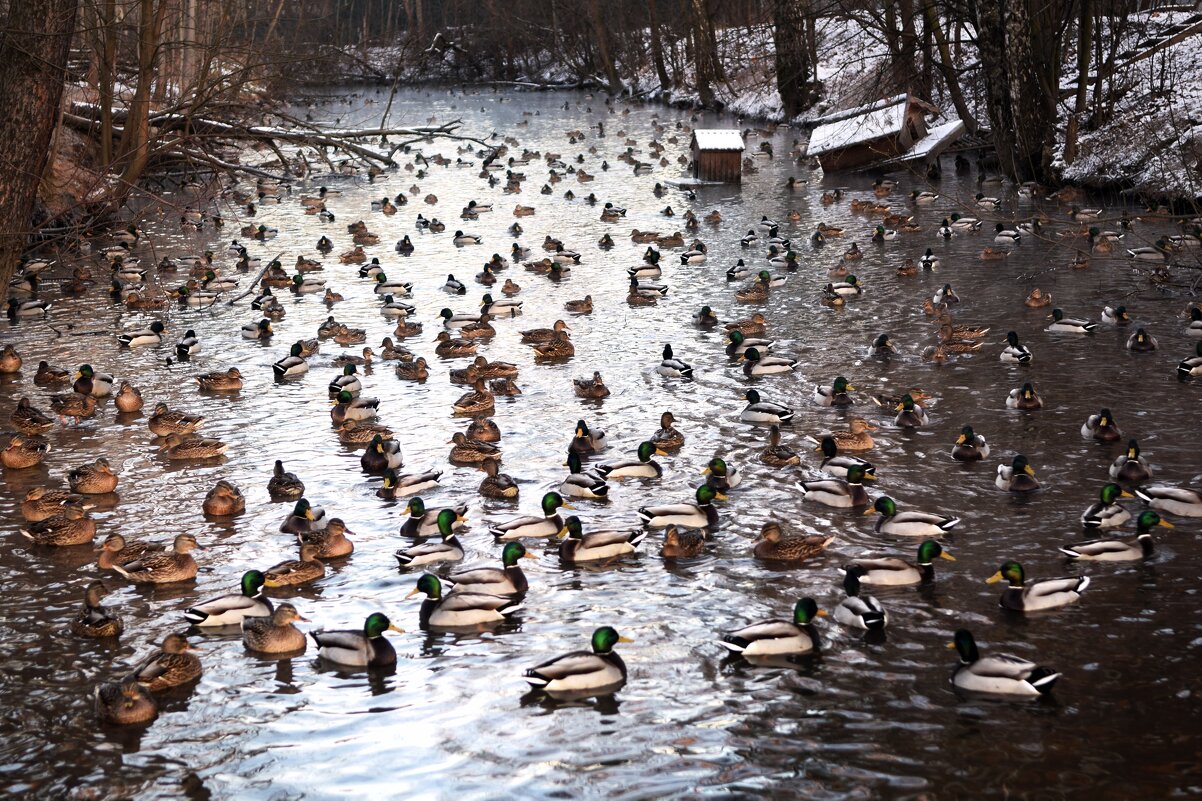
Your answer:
[558,516,645,562]
[944,425,990,462]
[828,276,862,299]
[523,626,630,695]
[409,573,522,630]
[449,541,533,595]
[264,544,326,586]
[800,464,874,508]
[268,460,305,500]
[720,598,824,656]
[1006,383,1043,410]
[396,510,465,568]
[299,517,355,559]
[112,534,198,583]
[127,633,202,691]
[950,629,1060,696]
[242,604,309,654]
[312,612,403,667]
[725,331,772,359]
[394,357,430,382]
[1062,510,1172,561]
[331,390,379,425]
[117,320,166,348]
[21,487,85,522]
[1078,481,1134,529]
[650,411,684,451]
[573,371,610,398]
[1047,308,1096,334]
[987,561,1090,611]
[813,376,855,407]
[398,497,467,539]
[480,293,522,317]
[996,454,1039,492]
[272,343,309,378]
[1126,327,1158,352]
[703,457,740,491]
[742,347,796,377]
[1134,484,1202,518]
[434,331,477,358]
[1186,306,1202,337]
[64,458,114,495]
[653,343,693,378]
[893,394,929,428]
[71,581,124,638]
[638,484,721,529]
[596,441,664,479]
[490,492,570,540]
[94,679,157,725]
[195,367,242,392]
[279,499,327,535]
[360,435,404,474]
[20,504,96,545]
[834,566,887,630]
[1126,240,1170,261]
[865,496,960,537]
[377,468,442,500]
[160,433,227,460]
[202,480,244,516]
[693,305,719,327]
[557,451,607,499]
[1000,330,1033,363]
[843,539,954,586]
[10,397,53,435]
[184,570,272,626]
[1110,440,1152,483]
[450,431,501,464]
[739,388,793,424]
[1081,408,1122,441]
[175,329,200,358]
[569,419,607,454]
[73,365,113,397]
[752,522,833,561]
[34,361,70,385]
[478,457,519,499]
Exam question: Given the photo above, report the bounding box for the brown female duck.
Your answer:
[20,505,97,545]
[299,518,355,558]
[114,382,144,412]
[242,604,309,654]
[128,633,202,691]
[3,435,50,469]
[111,534,199,583]
[753,523,834,562]
[69,458,119,494]
[196,367,243,392]
[21,487,85,522]
[263,544,325,587]
[148,402,205,436]
[203,480,245,516]
[650,411,684,452]
[71,581,123,638]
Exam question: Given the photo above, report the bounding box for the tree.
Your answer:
[774,0,820,118]
[0,0,80,303]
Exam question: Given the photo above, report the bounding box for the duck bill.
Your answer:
[655,449,669,457]
[405,588,422,599]
[700,467,711,475]
[714,492,729,501]
[618,636,634,643]
[940,552,956,561]
[561,502,576,510]
[522,552,539,559]
[1120,490,1135,498]
[1024,465,1036,477]
[815,610,828,617]
[985,570,1002,583]
[862,473,878,481]
[388,624,405,633]
[862,508,877,515]
[1159,520,1175,529]
[955,435,966,445]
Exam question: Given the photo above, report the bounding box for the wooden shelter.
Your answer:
[806,95,942,172]
[690,129,744,182]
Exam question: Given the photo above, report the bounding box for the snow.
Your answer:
[806,102,906,156]
[692,129,744,151]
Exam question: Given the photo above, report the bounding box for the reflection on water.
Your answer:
[1,86,1200,799]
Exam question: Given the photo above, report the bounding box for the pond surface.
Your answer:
[2,86,1201,801]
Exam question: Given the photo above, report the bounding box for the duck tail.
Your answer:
[522,669,549,686]
[182,608,207,625]
[719,636,748,653]
[1057,546,1081,559]
[860,611,887,630]
[1027,667,1061,693]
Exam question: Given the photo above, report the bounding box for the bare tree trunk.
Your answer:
[773,0,818,118]
[587,0,621,92]
[647,0,672,88]
[98,0,117,166]
[688,0,720,106]
[114,0,169,203]
[0,0,80,302]
[1063,0,1093,164]
[923,0,978,134]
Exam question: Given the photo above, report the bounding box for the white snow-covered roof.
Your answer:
[692,129,744,151]
[806,101,906,156]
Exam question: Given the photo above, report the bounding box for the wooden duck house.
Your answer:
[806,94,944,172]
[690,129,744,183]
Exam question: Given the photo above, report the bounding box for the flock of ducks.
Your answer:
[4,101,1202,728]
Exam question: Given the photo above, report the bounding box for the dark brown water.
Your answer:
[2,87,1201,800]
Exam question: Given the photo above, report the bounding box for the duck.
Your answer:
[950,629,1060,696]
[656,344,693,378]
[834,566,888,630]
[829,275,862,297]
[720,598,824,656]
[450,431,501,464]
[448,541,533,596]
[1186,306,1202,337]
[111,534,199,583]
[1024,288,1052,308]
[127,633,202,691]
[360,435,404,473]
[660,526,706,559]
[19,504,96,545]
[94,679,157,725]
[479,457,519,499]
[409,573,522,630]
[374,274,412,296]
[1062,510,1172,561]
[573,371,610,399]
[263,544,326,586]
[1006,383,1043,410]
[569,419,607,454]
[639,484,721,529]
[1134,484,1202,518]
[272,343,309,378]
[558,516,645,563]
[116,320,166,348]
[331,390,379,424]
[73,365,114,397]
[11,397,54,435]
[1126,240,1170,261]
[196,367,242,392]
[893,394,929,428]
[279,498,327,535]
[560,452,609,499]
[918,248,941,270]
[183,570,272,626]
[147,402,204,436]
[160,433,227,460]
[68,458,118,494]
[936,323,982,353]
[523,626,630,695]
[95,533,163,570]
[799,464,873,508]
[843,539,954,586]
[298,518,355,559]
[896,258,919,277]
[865,496,960,537]
[378,468,442,499]
[1126,327,1157,351]
[596,441,664,480]
[702,457,741,492]
[71,581,123,638]
[34,361,70,385]
[489,492,569,540]
[434,332,476,358]
[338,419,393,447]
[333,347,374,368]
[242,604,308,654]
[1110,440,1152,482]
[480,293,522,317]
[1081,408,1122,441]
[752,522,833,562]
[564,295,593,314]
[996,454,1039,492]
[520,319,571,344]
[815,418,876,452]
[758,426,800,467]
[453,379,495,415]
[743,347,796,376]
[1047,308,1097,333]
[987,561,1090,612]
[932,284,959,306]
[398,497,467,540]
[725,313,768,336]
[813,376,855,407]
[393,357,430,383]
[312,612,403,667]
[21,487,85,522]
[740,389,793,424]
[1000,331,1033,363]
[202,480,245,516]
[944,425,991,462]
[725,330,772,358]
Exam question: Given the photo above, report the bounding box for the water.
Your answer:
[2,86,1201,800]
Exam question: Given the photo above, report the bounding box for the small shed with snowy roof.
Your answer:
[806,94,941,171]
[690,129,745,182]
